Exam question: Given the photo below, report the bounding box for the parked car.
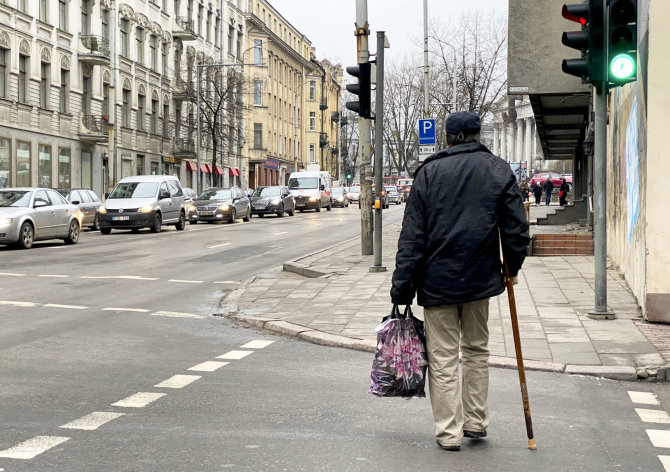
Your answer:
[56,188,102,230]
[98,175,186,234]
[0,188,82,249]
[250,186,295,217]
[182,187,197,204]
[331,187,350,208]
[386,185,402,205]
[348,185,361,204]
[288,170,332,212]
[187,187,251,224]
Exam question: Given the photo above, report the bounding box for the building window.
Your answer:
[309,81,316,101]
[163,103,169,137]
[102,8,109,41]
[58,148,70,189]
[38,145,51,188]
[59,69,68,113]
[122,88,130,127]
[236,33,242,59]
[253,81,262,106]
[17,142,30,187]
[253,123,262,149]
[0,49,6,99]
[39,0,48,22]
[18,0,26,13]
[120,20,129,57]
[0,138,9,188]
[102,79,109,116]
[206,12,211,42]
[309,112,316,131]
[137,155,144,175]
[197,5,203,35]
[81,0,89,35]
[309,144,316,163]
[82,72,90,114]
[162,43,168,76]
[137,92,146,131]
[228,26,234,55]
[18,54,28,104]
[214,18,220,47]
[58,0,67,30]
[151,98,158,134]
[253,39,262,65]
[149,35,158,70]
[40,62,50,109]
[136,28,145,65]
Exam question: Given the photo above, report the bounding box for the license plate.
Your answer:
[200,211,214,216]
[112,216,129,221]
[296,204,305,208]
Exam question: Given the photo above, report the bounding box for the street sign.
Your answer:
[418,119,436,145]
[418,145,436,163]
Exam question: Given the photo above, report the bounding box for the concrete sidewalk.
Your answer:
[221,221,669,382]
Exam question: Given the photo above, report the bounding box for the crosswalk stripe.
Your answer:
[628,391,661,405]
[240,340,275,349]
[154,374,201,389]
[217,350,253,360]
[60,412,125,431]
[188,361,229,372]
[636,409,670,424]
[112,392,166,408]
[0,436,70,459]
[659,456,670,471]
[647,430,670,448]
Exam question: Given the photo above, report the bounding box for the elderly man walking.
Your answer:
[391,112,530,451]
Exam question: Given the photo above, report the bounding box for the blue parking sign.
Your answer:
[419,119,436,145]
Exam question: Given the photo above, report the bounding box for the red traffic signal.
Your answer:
[562,3,589,24]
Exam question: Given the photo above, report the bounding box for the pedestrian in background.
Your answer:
[532,182,543,206]
[391,112,530,452]
[559,178,569,206]
[543,178,554,206]
[519,181,529,202]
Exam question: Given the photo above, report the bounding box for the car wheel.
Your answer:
[189,219,197,224]
[100,227,112,235]
[150,213,162,233]
[175,211,186,231]
[326,203,332,211]
[277,205,285,217]
[91,214,100,231]
[258,213,264,218]
[16,222,34,249]
[316,205,321,212]
[288,207,295,216]
[299,209,304,213]
[243,207,251,222]
[229,208,236,223]
[64,220,80,245]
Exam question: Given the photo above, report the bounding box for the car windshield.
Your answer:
[108,182,158,199]
[385,187,396,192]
[253,187,280,198]
[288,177,318,189]
[350,188,360,194]
[198,189,232,200]
[332,188,343,197]
[0,190,31,207]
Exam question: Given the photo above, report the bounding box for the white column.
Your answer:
[524,118,533,166]
[515,119,524,162]
[500,124,508,162]
[492,125,500,155]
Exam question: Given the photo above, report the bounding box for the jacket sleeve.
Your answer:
[499,172,530,277]
[390,170,427,305]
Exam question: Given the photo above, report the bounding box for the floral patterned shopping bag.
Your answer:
[369,305,428,398]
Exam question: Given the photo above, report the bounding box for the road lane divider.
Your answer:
[59,412,125,431]
[217,350,253,360]
[274,232,288,236]
[81,275,159,281]
[240,340,274,349]
[0,300,38,307]
[152,311,204,319]
[188,361,229,372]
[207,242,232,249]
[37,274,68,278]
[213,280,241,284]
[102,307,151,313]
[111,392,166,408]
[0,436,70,460]
[0,272,26,277]
[154,374,201,389]
[168,279,204,284]
[44,304,87,310]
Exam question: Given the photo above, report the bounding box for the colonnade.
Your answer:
[492,117,538,171]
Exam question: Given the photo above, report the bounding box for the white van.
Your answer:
[288,170,332,212]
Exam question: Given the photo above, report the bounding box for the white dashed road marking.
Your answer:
[102,307,151,313]
[0,272,26,277]
[647,430,670,448]
[60,412,125,431]
[217,350,253,360]
[0,436,70,459]
[240,340,275,349]
[152,311,204,319]
[629,391,661,406]
[213,280,241,284]
[207,242,232,249]
[168,279,204,284]
[636,409,670,424]
[112,392,166,408]
[44,304,87,310]
[81,275,159,281]
[0,300,38,307]
[154,374,201,389]
[274,232,287,235]
[188,361,229,372]
[37,274,68,278]
[659,456,670,471]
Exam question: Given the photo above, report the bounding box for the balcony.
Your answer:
[79,114,109,143]
[78,35,110,66]
[173,138,196,158]
[331,112,340,122]
[319,100,328,111]
[173,78,195,102]
[173,17,197,41]
[319,133,329,148]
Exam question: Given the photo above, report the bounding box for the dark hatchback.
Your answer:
[187,187,251,224]
[56,188,103,230]
[250,186,295,217]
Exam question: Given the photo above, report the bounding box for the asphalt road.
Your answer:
[0,204,667,471]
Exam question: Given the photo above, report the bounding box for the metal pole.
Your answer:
[452,53,457,112]
[356,0,373,256]
[588,85,615,320]
[196,64,201,195]
[371,31,386,272]
[109,2,118,191]
[423,0,429,119]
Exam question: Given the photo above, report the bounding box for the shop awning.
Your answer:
[186,161,197,172]
[200,163,211,173]
[228,168,240,177]
[215,166,224,175]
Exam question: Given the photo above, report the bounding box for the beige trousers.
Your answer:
[424,298,490,447]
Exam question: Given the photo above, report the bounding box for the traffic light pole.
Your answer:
[371,31,386,273]
[355,0,373,256]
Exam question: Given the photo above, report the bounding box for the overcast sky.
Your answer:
[268,0,508,66]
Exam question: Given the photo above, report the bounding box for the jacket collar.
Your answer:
[413,143,492,178]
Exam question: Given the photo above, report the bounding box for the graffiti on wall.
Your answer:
[626,99,640,245]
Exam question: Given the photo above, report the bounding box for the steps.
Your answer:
[532,233,594,256]
[536,199,587,226]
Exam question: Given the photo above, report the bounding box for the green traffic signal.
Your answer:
[610,54,635,80]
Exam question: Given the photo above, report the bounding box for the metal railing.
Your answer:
[79,35,110,56]
[82,115,109,134]
[175,17,196,34]
[174,138,195,154]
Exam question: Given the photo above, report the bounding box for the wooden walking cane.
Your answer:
[503,258,537,450]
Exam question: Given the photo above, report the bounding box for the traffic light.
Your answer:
[561,0,605,87]
[345,62,372,119]
[607,0,637,86]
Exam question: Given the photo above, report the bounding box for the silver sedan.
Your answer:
[0,188,83,249]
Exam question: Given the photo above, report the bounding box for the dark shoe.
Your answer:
[436,441,460,451]
[464,430,487,439]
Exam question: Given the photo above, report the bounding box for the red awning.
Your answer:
[228,168,240,177]
[215,166,224,175]
[199,163,211,173]
[186,161,197,172]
